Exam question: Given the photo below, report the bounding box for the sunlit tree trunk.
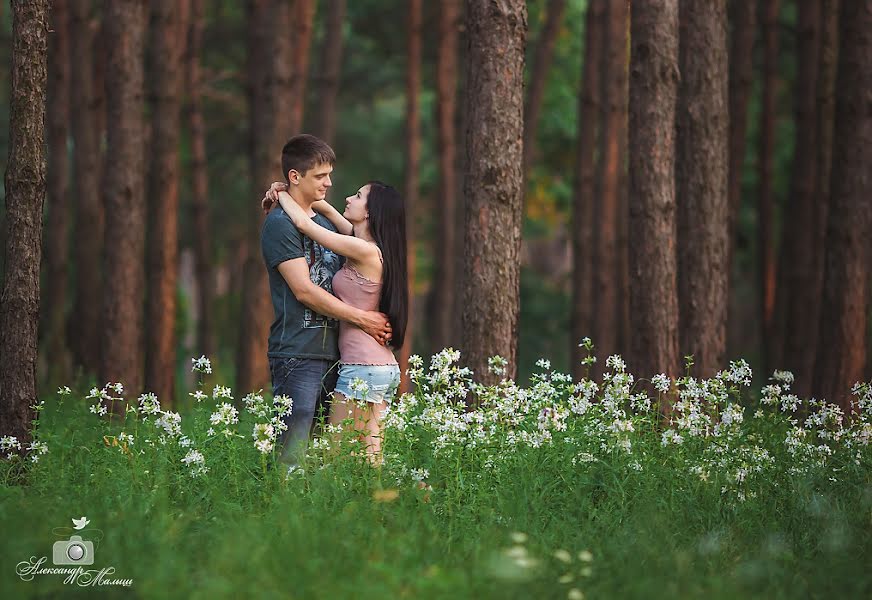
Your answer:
[814,0,872,412]
[461,0,526,385]
[399,0,421,393]
[185,0,215,359]
[43,0,71,382]
[522,0,566,180]
[101,0,147,396]
[676,0,729,377]
[778,0,821,392]
[1,0,49,447]
[757,0,781,375]
[145,0,189,405]
[628,0,680,383]
[427,0,461,355]
[592,0,628,372]
[289,0,315,133]
[314,0,344,145]
[68,0,104,375]
[570,0,603,380]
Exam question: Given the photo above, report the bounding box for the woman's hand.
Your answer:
[261,181,288,214]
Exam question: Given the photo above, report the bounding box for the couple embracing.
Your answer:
[260,134,407,466]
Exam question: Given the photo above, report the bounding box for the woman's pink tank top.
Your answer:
[331,260,397,365]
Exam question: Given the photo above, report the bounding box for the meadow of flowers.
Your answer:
[2,344,871,599]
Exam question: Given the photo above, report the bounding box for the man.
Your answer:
[261,134,391,463]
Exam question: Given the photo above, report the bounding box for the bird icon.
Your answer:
[72,517,90,530]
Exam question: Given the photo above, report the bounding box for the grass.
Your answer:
[2,350,871,599]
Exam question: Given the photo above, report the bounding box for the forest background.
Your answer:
[0,0,864,403]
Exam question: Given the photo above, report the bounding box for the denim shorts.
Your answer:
[334,363,401,404]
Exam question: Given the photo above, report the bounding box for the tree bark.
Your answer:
[68,0,104,375]
[289,0,315,134]
[428,0,461,355]
[727,0,756,246]
[522,0,567,180]
[757,0,781,375]
[778,0,821,393]
[814,0,872,412]
[1,0,49,447]
[185,0,215,360]
[461,0,526,384]
[314,0,345,145]
[101,0,147,396]
[399,0,422,393]
[570,0,604,380]
[676,0,729,377]
[592,0,628,371]
[628,0,680,381]
[43,0,71,382]
[145,0,189,405]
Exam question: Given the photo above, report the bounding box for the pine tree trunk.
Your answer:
[289,0,315,133]
[44,0,71,382]
[186,0,215,360]
[461,0,526,384]
[101,0,147,396]
[522,0,566,179]
[757,0,781,375]
[814,0,872,411]
[399,0,422,393]
[801,0,840,397]
[428,0,461,355]
[145,0,189,405]
[592,0,628,371]
[676,0,729,377]
[778,0,821,393]
[570,0,604,380]
[628,0,680,382]
[68,0,104,375]
[314,0,344,145]
[1,0,49,447]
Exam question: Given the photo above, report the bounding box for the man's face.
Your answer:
[290,162,333,203]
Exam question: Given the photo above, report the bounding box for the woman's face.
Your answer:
[343,185,370,224]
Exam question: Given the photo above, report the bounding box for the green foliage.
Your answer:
[3,353,871,598]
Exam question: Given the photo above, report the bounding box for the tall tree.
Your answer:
[628,0,680,382]
[777,0,821,393]
[185,0,215,359]
[757,0,781,374]
[798,0,839,398]
[314,0,345,145]
[237,0,316,392]
[399,0,422,393]
[101,0,147,395]
[68,0,104,375]
[1,0,49,447]
[428,0,461,354]
[727,0,756,246]
[145,0,189,404]
[814,0,872,411]
[522,0,567,179]
[461,0,526,384]
[43,0,71,382]
[676,0,729,377]
[570,0,604,380]
[592,0,628,370]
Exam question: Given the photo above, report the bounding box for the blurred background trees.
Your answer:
[1,0,871,414]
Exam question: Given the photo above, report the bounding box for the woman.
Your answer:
[267,180,408,462]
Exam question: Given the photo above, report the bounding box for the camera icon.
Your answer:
[52,535,94,566]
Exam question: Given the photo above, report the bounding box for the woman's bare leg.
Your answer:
[362,401,387,464]
[328,392,363,453]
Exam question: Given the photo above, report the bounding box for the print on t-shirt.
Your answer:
[303,235,342,329]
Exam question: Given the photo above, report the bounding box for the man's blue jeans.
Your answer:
[268,357,339,464]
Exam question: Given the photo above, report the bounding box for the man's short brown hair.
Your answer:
[281,134,336,182]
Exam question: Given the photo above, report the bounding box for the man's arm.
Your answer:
[278,258,392,344]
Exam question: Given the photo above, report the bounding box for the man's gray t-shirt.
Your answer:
[261,207,344,360]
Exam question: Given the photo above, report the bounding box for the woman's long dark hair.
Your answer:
[366,181,408,350]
